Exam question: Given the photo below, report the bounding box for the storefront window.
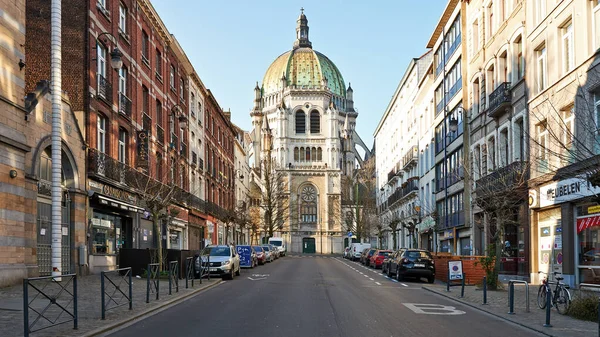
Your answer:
[91,212,122,255]
[169,229,181,250]
[460,238,471,255]
[441,240,452,253]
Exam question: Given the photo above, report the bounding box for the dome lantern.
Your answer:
[293,8,312,49]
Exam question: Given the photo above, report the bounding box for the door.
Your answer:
[37,197,71,276]
[302,237,316,254]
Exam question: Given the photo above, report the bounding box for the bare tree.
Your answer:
[341,161,378,242]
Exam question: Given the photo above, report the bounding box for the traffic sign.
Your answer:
[347,232,353,237]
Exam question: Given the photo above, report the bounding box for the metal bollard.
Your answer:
[483,276,487,305]
[460,275,465,298]
[597,297,599,337]
[544,288,552,327]
[508,282,514,314]
[101,272,106,320]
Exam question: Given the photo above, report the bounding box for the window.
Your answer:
[118,66,127,95]
[156,152,163,179]
[310,111,320,133]
[170,65,175,89]
[473,145,481,180]
[141,30,149,63]
[180,78,185,100]
[536,44,547,93]
[535,0,546,24]
[564,107,574,151]
[472,19,479,56]
[435,84,444,114]
[91,212,122,255]
[155,49,162,77]
[97,115,106,153]
[472,78,480,115]
[300,185,318,223]
[118,129,127,164]
[562,21,574,73]
[191,93,196,117]
[499,128,509,167]
[486,64,495,98]
[142,85,149,114]
[295,110,306,133]
[499,0,506,22]
[594,0,600,49]
[170,157,175,183]
[537,121,548,161]
[514,36,524,81]
[156,100,163,127]
[97,43,107,79]
[514,118,524,161]
[481,144,488,175]
[98,0,106,10]
[487,2,494,38]
[488,136,496,170]
[499,51,508,83]
[118,3,127,33]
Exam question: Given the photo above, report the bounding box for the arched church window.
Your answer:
[305,147,311,161]
[310,110,320,133]
[317,147,322,161]
[295,111,306,134]
[294,147,299,161]
[311,147,317,161]
[300,185,317,224]
[300,147,305,161]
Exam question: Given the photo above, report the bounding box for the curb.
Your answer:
[83,279,222,337]
[421,286,557,337]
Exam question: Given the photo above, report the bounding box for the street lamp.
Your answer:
[442,106,463,253]
[96,32,123,70]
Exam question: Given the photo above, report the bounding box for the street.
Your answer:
[106,256,543,337]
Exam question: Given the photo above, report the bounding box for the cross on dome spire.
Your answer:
[293,8,312,49]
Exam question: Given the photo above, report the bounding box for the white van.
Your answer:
[268,237,286,256]
[349,243,371,261]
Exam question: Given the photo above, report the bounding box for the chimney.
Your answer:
[223,108,231,121]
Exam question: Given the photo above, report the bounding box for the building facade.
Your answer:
[250,11,370,254]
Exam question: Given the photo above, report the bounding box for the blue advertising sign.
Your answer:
[236,245,253,268]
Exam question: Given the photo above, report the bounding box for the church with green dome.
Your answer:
[249,10,371,254]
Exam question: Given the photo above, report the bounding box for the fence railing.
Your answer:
[23,274,78,337]
[168,261,179,295]
[146,263,160,303]
[185,256,195,288]
[101,267,132,320]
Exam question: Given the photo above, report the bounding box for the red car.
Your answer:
[369,250,393,269]
[253,246,267,265]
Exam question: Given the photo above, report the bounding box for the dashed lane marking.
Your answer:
[376,282,382,285]
[369,278,374,281]
[401,283,408,287]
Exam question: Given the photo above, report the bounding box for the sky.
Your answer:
[152,0,448,148]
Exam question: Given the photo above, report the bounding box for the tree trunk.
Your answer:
[152,215,163,272]
[392,231,397,250]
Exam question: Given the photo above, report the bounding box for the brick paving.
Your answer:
[423,282,597,337]
[0,273,220,337]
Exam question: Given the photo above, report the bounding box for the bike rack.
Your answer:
[185,256,195,289]
[23,274,78,337]
[168,261,179,295]
[507,279,529,314]
[146,263,160,303]
[100,267,132,320]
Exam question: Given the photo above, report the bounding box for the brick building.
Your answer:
[0,0,87,286]
[23,0,233,274]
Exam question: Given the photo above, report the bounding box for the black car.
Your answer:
[392,249,435,283]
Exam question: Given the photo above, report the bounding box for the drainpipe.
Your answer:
[51,0,63,279]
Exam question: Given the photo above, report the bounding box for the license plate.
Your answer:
[414,263,425,267]
[210,268,218,272]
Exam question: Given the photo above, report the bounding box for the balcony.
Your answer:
[156,126,165,144]
[97,74,111,103]
[118,93,132,119]
[386,178,419,207]
[476,161,528,197]
[88,148,138,185]
[402,146,418,171]
[487,82,512,118]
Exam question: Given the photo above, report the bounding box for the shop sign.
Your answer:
[137,130,149,170]
[577,215,600,233]
[207,221,214,233]
[89,180,138,205]
[588,205,600,214]
[540,177,600,208]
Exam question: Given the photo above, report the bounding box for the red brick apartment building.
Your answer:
[19,0,235,276]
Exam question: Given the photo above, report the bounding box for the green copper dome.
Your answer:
[262,48,346,97]
[261,11,346,97]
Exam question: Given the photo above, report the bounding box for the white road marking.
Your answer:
[391,279,399,283]
[401,283,408,287]
[375,282,382,285]
[402,303,466,315]
[369,278,374,281]
[363,275,369,278]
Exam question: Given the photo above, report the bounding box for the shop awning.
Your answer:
[98,195,145,213]
[577,215,600,233]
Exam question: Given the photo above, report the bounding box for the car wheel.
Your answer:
[387,266,392,277]
[427,276,435,284]
[396,268,403,281]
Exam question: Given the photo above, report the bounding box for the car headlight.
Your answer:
[222,260,231,266]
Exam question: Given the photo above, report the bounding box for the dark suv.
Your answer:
[392,249,435,283]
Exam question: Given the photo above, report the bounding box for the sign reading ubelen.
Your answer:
[539,177,600,208]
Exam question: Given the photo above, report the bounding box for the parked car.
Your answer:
[359,248,370,264]
[261,245,274,262]
[268,237,286,256]
[269,244,279,259]
[387,248,407,278]
[362,248,377,265]
[369,250,392,269]
[253,245,267,265]
[382,249,403,275]
[343,247,350,259]
[195,245,240,280]
[393,249,436,283]
[349,243,371,261]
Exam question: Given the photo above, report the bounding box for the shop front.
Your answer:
[168,218,188,250]
[188,211,207,251]
[530,176,600,286]
[88,180,144,273]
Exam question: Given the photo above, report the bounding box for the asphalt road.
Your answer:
[107,255,543,337]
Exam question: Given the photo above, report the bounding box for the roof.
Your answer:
[426,0,460,48]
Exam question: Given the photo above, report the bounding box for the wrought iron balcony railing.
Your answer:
[487,82,512,118]
[476,161,528,196]
[402,145,419,171]
[97,74,111,103]
[156,126,165,144]
[118,93,132,119]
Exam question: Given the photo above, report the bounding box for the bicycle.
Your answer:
[536,271,572,314]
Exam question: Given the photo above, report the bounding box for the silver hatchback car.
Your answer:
[195,245,241,280]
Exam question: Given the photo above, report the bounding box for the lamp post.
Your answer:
[443,109,461,254]
[96,32,123,69]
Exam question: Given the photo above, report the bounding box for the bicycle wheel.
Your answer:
[555,287,571,315]
[537,286,548,309]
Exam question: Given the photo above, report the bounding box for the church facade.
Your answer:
[249,11,366,254]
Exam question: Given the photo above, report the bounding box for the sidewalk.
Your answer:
[0,273,220,337]
[423,283,597,337]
